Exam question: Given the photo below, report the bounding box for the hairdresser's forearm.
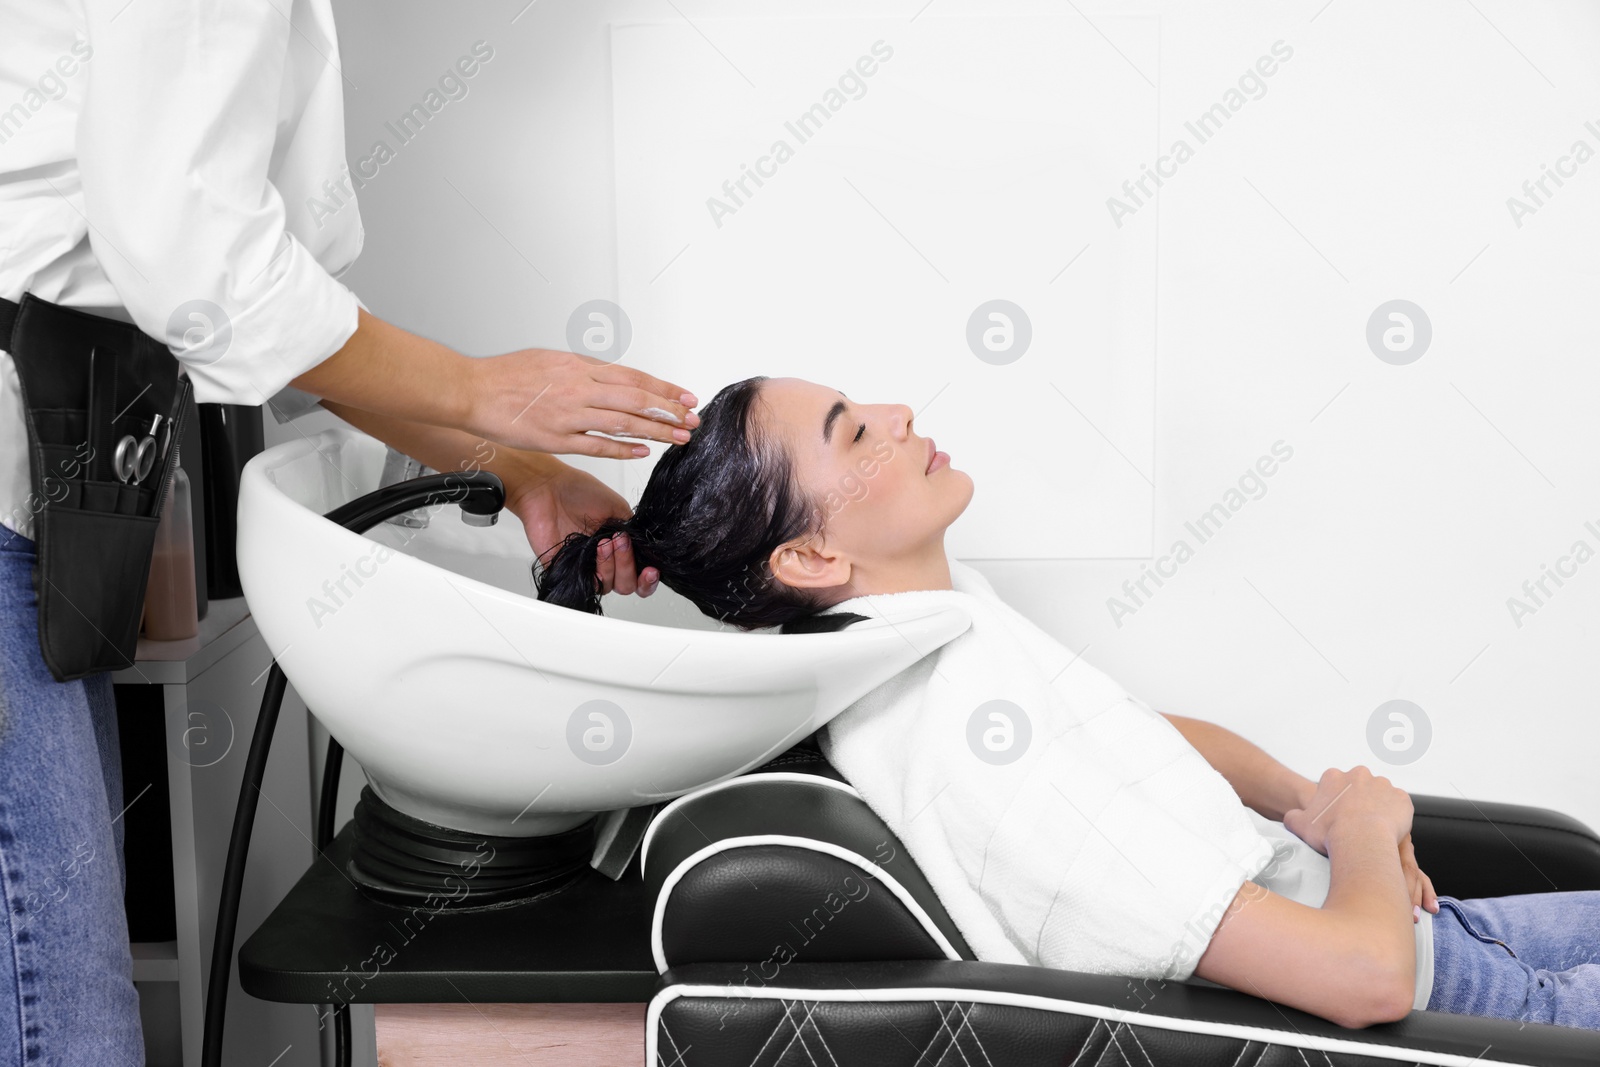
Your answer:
[320,399,552,505]
[293,309,480,432]
[1160,712,1314,820]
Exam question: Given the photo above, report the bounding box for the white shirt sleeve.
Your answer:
[76,0,360,407]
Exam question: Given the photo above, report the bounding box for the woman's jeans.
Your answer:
[0,531,143,1064]
[1429,891,1600,1028]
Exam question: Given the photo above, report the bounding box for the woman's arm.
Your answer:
[1163,712,1441,919]
[1196,769,1420,1028]
[1160,712,1314,820]
[1194,815,1419,1028]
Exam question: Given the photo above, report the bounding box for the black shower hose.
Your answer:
[201,470,506,1067]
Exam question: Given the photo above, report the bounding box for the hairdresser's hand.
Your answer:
[295,310,699,459]
[465,349,700,459]
[1282,765,1413,857]
[592,529,659,597]
[506,457,660,597]
[1399,833,1439,921]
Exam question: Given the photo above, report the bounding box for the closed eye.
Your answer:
[852,423,865,444]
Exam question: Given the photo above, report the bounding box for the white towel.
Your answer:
[820,558,1434,1007]
[819,557,1280,981]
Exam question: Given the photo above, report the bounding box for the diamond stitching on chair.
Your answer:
[782,1000,835,1067]
[658,1016,693,1067]
[739,999,840,1067]
[654,994,1472,1067]
[1109,1019,1157,1067]
[929,1000,991,1067]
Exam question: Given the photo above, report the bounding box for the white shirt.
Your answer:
[0,0,363,538]
[819,558,1432,1010]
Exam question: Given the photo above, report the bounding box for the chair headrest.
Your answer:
[779,610,872,635]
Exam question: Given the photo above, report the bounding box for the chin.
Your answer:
[941,467,976,518]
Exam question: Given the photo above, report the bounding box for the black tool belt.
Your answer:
[1,292,193,681]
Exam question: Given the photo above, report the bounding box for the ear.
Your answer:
[768,535,851,593]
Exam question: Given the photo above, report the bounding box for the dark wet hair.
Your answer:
[534,376,827,629]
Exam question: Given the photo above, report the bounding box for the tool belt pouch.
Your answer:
[3,294,193,681]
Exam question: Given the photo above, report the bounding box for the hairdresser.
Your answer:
[0,1,689,1061]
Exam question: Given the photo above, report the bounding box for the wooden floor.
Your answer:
[376,1003,646,1066]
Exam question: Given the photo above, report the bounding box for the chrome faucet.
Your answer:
[378,445,437,528]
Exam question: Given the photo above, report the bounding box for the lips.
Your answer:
[925,438,936,474]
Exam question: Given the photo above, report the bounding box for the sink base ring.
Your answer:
[347,786,597,908]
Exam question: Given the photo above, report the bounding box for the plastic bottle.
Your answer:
[144,447,200,640]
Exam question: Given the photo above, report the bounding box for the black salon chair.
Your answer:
[642,742,1600,1067]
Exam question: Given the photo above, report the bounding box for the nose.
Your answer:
[889,403,914,441]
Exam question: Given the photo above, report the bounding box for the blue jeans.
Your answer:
[0,530,143,1064]
[1429,891,1600,1028]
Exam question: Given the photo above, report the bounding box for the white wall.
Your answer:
[294,0,1600,836]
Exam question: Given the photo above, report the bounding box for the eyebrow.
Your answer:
[821,391,848,443]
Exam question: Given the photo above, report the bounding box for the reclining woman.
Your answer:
[537,375,1600,1032]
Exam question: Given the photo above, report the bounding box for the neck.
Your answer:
[832,541,954,602]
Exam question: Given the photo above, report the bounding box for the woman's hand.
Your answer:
[1285,769,1433,918]
[505,456,660,597]
[1282,766,1413,856]
[1399,833,1439,921]
[465,348,700,459]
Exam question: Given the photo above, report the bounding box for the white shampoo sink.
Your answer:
[236,428,971,837]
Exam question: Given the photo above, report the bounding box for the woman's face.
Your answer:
[755,377,974,597]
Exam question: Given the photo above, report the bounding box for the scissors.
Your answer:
[114,415,162,486]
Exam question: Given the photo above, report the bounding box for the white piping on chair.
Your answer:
[646,983,1544,1067]
[639,772,861,875]
[649,835,962,974]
